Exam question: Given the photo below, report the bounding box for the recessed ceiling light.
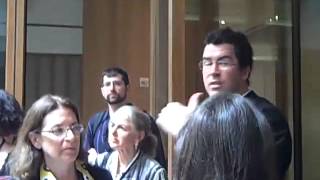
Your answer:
[220,20,226,25]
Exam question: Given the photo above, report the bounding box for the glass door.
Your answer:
[167,0,294,179]
[301,1,320,179]
[184,0,293,112]
[24,0,83,110]
[23,0,154,125]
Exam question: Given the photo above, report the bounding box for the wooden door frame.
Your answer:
[150,0,158,116]
[150,1,186,179]
[167,1,186,179]
[5,0,26,105]
[292,0,302,179]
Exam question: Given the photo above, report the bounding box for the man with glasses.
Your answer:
[157,27,292,179]
[83,67,166,168]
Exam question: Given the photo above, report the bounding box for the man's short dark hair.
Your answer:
[204,27,253,72]
[102,67,129,86]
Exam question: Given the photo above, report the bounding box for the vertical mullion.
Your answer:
[150,0,159,116]
[167,0,173,179]
[14,0,26,105]
[5,0,16,94]
[292,0,302,179]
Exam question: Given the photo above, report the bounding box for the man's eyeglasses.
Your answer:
[199,58,237,70]
[39,124,84,138]
[101,80,125,88]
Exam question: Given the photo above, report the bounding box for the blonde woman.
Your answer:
[9,95,111,180]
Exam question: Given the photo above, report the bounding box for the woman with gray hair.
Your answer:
[88,105,167,180]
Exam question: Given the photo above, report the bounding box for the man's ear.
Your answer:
[101,88,105,98]
[102,87,111,101]
[241,66,251,81]
[28,132,42,149]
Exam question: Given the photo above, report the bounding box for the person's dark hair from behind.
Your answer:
[204,27,253,84]
[0,89,23,137]
[101,67,130,86]
[175,92,276,180]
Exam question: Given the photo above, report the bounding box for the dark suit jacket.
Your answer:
[245,90,292,179]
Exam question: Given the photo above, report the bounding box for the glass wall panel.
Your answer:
[301,1,320,180]
[184,0,293,178]
[0,0,7,89]
[185,0,292,108]
[25,0,83,109]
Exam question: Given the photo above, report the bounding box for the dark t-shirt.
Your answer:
[245,90,292,178]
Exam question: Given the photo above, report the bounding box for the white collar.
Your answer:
[242,89,252,96]
[113,150,140,180]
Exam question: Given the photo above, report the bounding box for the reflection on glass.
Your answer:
[185,0,292,107]
[185,0,293,177]
[0,0,7,89]
[25,0,83,109]
[301,1,320,180]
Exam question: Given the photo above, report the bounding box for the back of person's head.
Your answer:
[204,27,253,73]
[115,105,157,157]
[102,67,129,86]
[0,90,23,137]
[9,95,80,179]
[175,92,275,180]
